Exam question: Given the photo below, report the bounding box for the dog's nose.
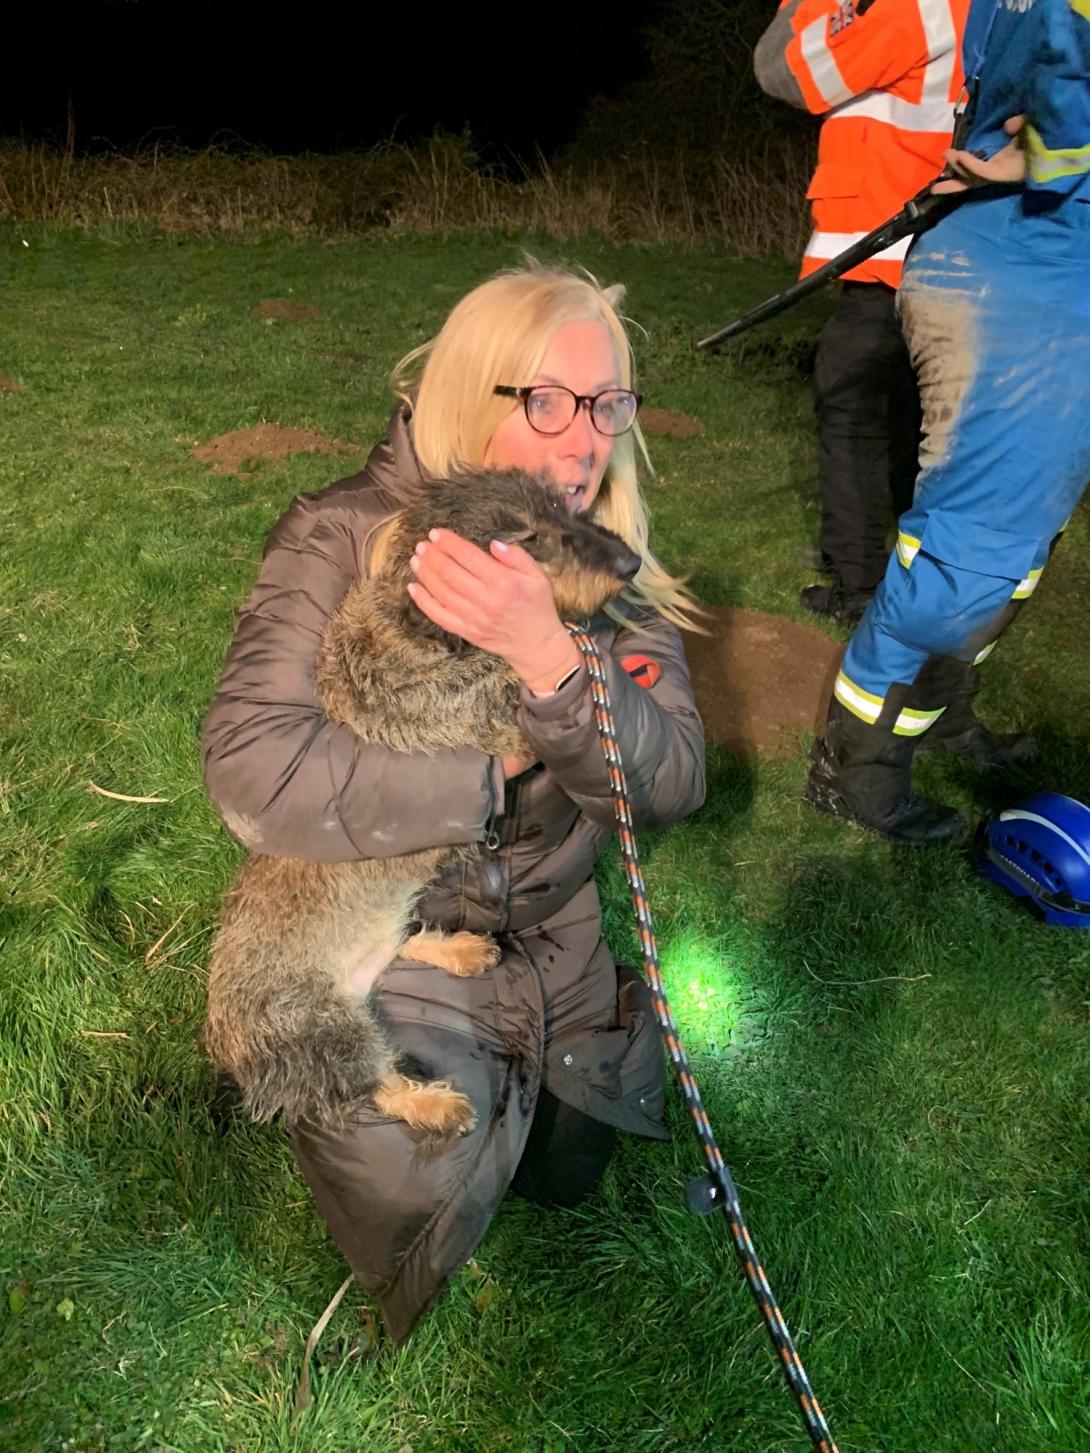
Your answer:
[618,549,642,581]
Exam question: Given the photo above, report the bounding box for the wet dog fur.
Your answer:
[202,469,641,1135]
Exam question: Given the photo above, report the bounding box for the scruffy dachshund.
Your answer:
[203,470,641,1137]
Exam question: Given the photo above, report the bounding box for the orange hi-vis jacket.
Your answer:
[782,0,969,286]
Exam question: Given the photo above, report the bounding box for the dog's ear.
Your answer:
[365,515,403,578]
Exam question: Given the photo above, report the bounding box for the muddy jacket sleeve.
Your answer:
[201,501,503,861]
[514,610,706,832]
[755,0,809,107]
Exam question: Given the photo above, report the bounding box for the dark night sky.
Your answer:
[5,1,662,161]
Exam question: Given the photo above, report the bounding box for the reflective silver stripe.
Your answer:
[892,705,947,737]
[896,531,921,569]
[833,0,958,135]
[1012,568,1043,600]
[799,15,854,108]
[834,670,883,724]
[833,88,957,133]
[973,640,998,666]
[916,0,957,115]
[835,669,946,735]
[999,809,1090,871]
[804,230,912,263]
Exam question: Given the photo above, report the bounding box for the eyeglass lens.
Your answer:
[524,387,638,437]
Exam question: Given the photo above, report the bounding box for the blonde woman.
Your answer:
[201,264,706,1342]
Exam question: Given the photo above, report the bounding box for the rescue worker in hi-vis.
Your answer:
[755,0,969,625]
[806,0,1090,844]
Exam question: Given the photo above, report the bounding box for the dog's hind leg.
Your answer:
[234,987,400,1128]
[402,928,502,977]
[372,1071,478,1136]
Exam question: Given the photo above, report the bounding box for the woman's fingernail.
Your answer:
[492,539,510,554]
[406,582,418,597]
[428,529,441,542]
[413,541,426,556]
[409,556,420,572]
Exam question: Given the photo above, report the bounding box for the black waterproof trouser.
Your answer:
[814,281,922,591]
[508,1088,618,1207]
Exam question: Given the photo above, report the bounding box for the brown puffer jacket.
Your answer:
[201,401,706,1340]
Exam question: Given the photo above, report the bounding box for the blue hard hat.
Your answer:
[978,793,1090,928]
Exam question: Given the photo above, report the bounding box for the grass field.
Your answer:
[1,224,1088,1453]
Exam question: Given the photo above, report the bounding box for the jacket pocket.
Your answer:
[546,966,669,1139]
[916,508,1043,582]
[805,162,862,201]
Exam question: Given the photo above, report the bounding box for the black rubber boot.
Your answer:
[913,660,1037,768]
[804,700,969,844]
[800,582,875,626]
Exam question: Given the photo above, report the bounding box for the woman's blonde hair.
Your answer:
[393,262,703,631]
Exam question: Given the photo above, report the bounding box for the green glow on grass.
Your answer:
[658,931,744,1053]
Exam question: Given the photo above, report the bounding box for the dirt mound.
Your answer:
[0,376,25,391]
[684,605,843,757]
[191,423,355,476]
[310,348,368,367]
[252,299,319,323]
[640,407,704,439]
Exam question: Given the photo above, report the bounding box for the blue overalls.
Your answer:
[834,0,1090,737]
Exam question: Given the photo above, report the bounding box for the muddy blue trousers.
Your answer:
[833,190,1090,736]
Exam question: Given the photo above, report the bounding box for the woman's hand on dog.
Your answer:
[407,529,581,698]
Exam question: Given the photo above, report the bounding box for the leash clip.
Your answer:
[685,1174,723,1217]
[686,1167,740,1217]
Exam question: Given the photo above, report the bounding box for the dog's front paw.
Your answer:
[404,929,501,976]
[438,931,502,977]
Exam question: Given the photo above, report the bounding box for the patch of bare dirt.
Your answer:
[309,348,368,367]
[640,407,704,439]
[252,299,319,323]
[685,605,842,757]
[0,376,25,391]
[191,423,355,476]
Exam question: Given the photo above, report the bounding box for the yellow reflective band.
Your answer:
[1069,0,1090,23]
[1012,567,1043,601]
[834,670,883,724]
[1025,123,1090,185]
[892,704,948,738]
[896,531,921,570]
[973,640,998,666]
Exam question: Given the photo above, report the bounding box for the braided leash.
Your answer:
[567,624,840,1453]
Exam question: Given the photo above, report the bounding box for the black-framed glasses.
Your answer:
[494,384,643,438]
